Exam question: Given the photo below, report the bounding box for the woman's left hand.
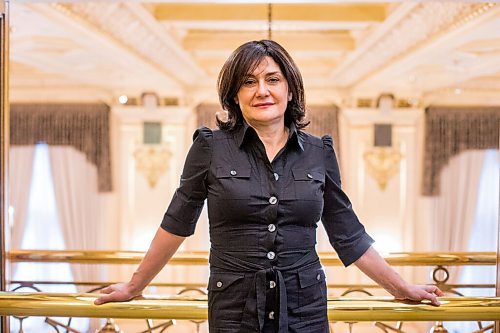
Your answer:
[395,284,445,306]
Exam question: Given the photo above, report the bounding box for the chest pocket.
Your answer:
[284,169,325,201]
[215,166,254,199]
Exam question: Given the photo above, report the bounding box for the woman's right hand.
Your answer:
[93,282,142,305]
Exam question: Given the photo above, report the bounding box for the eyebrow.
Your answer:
[245,71,283,77]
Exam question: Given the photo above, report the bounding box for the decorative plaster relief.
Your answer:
[333,3,495,87]
[52,2,204,87]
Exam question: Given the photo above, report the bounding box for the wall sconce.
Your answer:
[134,122,172,188]
[363,124,402,191]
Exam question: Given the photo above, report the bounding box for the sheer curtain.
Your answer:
[49,146,106,284]
[10,144,90,333]
[431,150,486,260]
[443,150,499,332]
[9,146,35,251]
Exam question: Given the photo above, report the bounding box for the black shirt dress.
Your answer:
[161,122,374,332]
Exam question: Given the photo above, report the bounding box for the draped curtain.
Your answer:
[49,146,106,284]
[424,106,500,283]
[431,151,486,252]
[9,104,111,292]
[8,146,35,253]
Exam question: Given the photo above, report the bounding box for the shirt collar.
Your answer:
[235,120,304,151]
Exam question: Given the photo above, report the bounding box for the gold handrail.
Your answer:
[8,280,496,290]
[7,250,497,266]
[0,292,499,321]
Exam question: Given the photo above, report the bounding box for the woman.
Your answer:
[95,40,443,332]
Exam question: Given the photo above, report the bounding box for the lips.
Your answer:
[253,102,274,107]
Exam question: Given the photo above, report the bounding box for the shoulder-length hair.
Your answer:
[217,40,308,131]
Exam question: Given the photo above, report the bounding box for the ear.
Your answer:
[288,93,292,101]
[234,97,239,105]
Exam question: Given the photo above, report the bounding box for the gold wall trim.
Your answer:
[7,250,497,266]
[0,1,10,331]
[0,293,500,322]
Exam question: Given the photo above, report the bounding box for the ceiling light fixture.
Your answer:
[118,95,128,105]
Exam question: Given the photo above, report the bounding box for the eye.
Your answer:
[267,76,280,84]
[243,78,256,86]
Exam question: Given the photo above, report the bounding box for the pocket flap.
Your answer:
[216,166,251,179]
[208,272,245,291]
[292,169,324,182]
[298,267,325,289]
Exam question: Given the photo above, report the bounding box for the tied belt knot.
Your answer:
[210,248,320,333]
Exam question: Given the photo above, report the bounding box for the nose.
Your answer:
[256,81,270,97]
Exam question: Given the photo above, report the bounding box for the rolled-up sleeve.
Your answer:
[160,127,212,237]
[321,135,374,266]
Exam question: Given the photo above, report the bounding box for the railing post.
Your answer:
[0,1,9,332]
[496,188,500,333]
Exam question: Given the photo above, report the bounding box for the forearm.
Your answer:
[353,246,409,297]
[128,227,185,294]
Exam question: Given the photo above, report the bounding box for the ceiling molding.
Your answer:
[56,2,205,87]
[16,3,182,94]
[331,2,495,87]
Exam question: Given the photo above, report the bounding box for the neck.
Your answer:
[246,119,289,162]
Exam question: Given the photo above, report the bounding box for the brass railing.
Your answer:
[1,293,500,322]
[7,250,496,266]
[5,250,498,332]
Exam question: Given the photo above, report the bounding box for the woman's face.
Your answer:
[235,56,291,127]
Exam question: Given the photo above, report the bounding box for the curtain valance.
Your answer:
[423,106,499,196]
[10,103,112,192]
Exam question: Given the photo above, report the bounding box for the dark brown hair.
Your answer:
[217,40,308,131]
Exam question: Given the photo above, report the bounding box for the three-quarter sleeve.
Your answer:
[321,135,374,266]
[160,127,212,237]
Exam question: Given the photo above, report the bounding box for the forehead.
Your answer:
[248,56,282,75]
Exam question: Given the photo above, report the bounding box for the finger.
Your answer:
[427,293,440,306]
[434,287,445,296]
[94,292,118,305]
[426,285,445,297]
[99,286,114,294]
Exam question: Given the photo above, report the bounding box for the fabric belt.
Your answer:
[210,247,320,332]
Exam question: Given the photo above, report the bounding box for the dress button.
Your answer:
[269,281,276,289]
[268,311,274,320]
[216,281,223,288]
[316,274,321,281]
[268,224,276,232]
[230,170,237,176]
[273,172,279,181]
[267,251,276,260]
[269,196,278,205]
[307,173,313,179]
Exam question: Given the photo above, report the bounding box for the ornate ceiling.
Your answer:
[9,1,500,107]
